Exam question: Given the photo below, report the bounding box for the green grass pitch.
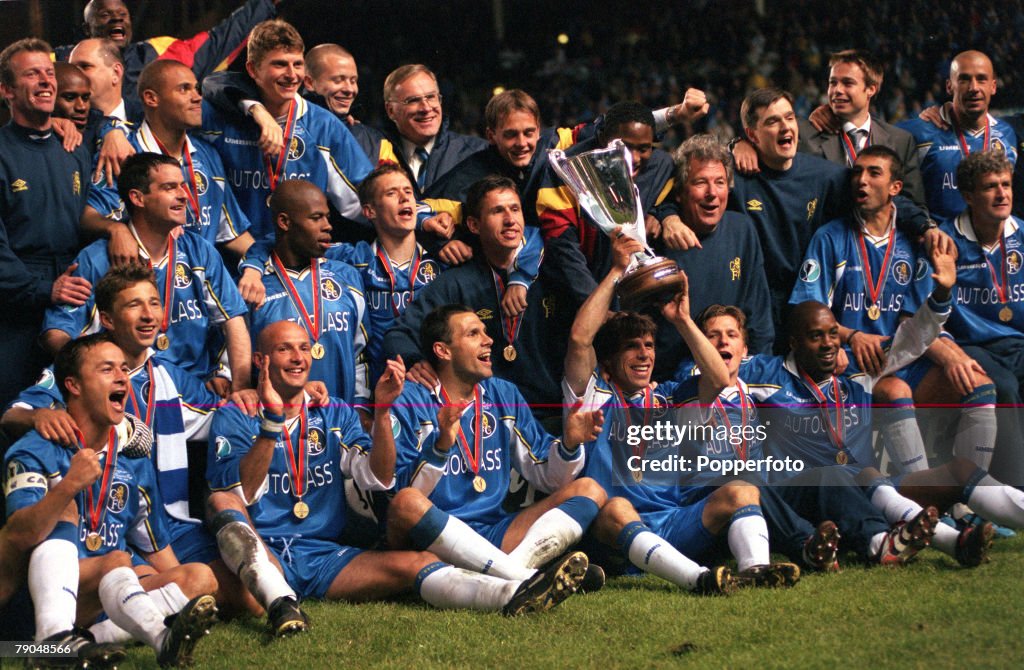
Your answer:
[115,534,1024,669]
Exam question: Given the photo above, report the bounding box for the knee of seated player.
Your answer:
[98,550,133,572]
[561,477,608,507]
[386,488,434,537]
[874,376,912,403]
[174,562,219,598]
[854,466,884,487]
[592,497,640,545]
[715,481,760,509]
[947,456,984,485]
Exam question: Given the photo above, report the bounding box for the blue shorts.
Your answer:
[640,494,715,562]
[466,514,517,549]
[169,522,220,564]
[892,356,933,389]
[265,536,362,599]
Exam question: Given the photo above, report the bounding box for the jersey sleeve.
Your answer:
[509,226,543,288]
[321,114,374,221]
[41,248,102,339]
[207,149,251,242]
[789,226,839,307]
[331,404,392,491]
[391,387,444,495]
[7,368,64,411]
[506,387,583,493]
[3,440,56,516]
[207,404,263,503]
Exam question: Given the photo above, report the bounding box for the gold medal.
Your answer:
[836,450,848,465]
[1000,306,1013,323]
[310,342,325,360]
[472,475,487,493]
[85,532,103,552]
[632,469,644,483]
[866,304,881,321]
[156,333,170,350]
[293,500,310,519]
[503,345,516,362]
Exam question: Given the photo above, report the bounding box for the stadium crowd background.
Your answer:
[3,0,1023,141]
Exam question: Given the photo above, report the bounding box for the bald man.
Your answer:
[68,37,142,123]
[899,50,1018,220]
[245,179,371,410]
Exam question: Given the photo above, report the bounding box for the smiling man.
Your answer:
[651,134,774,378]
[199,20,372,240]
[899,51,1018,221]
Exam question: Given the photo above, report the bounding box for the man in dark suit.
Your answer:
[798,49,926,208]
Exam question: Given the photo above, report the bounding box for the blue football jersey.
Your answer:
[392,378,583,528]
[207,399,389,540]
[942,212,1024,344]
[790,214,930,334]
[250,256,370,404]
[4,431,171,558]
[199,96,373,239]
[899,110,1018,221]
[87,122,251,246]
[41,226,247,381]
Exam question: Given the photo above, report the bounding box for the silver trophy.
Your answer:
[548,139,684,310]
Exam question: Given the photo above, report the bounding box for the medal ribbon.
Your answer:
[155,236,177,336]
[125,359,155,428]
[953,113,990,157]
[856,224,896,312]
[77,427,118,538]
[439,385,482,476]
[798,369,845,452]
[281,403,308,500]
[982,233,1010,306]
[151,134,201,223]
[376,244,422,317]
[610,382,652,461]
[712,386,750,461]
[490,270,523,352]
[272,253,322,343]
[263,99,298,194]
[839,128,870,166]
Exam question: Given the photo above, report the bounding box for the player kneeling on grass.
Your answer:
[563,231,801,589]
[4,334,218,668]
[384,305,600,595]
[207,320,588,619]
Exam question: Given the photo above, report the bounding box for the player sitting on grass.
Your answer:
[207,320,588,619]
[4,334,219,667]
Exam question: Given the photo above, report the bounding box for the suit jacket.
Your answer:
[798,116,926,210]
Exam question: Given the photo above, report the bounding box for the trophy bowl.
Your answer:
[548,139,684,310]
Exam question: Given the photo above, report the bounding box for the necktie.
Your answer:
[415,147,429,189]
[853,128,868,153]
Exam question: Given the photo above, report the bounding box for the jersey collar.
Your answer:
[136,120,196,158]
[955,211,1019,250]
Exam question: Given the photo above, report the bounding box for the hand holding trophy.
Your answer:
[548,139,685,310]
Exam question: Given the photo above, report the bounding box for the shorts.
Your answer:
[264,536,362,599]
[892,356,933,389]
[640,493,715,562]
[466,514,518,549]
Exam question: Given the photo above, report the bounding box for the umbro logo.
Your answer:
[11,179,27,193]
[477,308,493,320]
[746,199,762,212]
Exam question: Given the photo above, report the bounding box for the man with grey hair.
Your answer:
[652,134,774,377]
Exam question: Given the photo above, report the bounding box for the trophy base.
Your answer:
[616,257,686,311]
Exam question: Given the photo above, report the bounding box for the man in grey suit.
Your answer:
[798,49,926,208]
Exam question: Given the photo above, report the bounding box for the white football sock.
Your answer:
[930,522,959,557]
[967,476,1024,527]
[507,508,583,569]
[29,537,80,640]
[89,619,133,645]
[146,582,190,617]
[954,405,997,470]
[98,567,166,650]
[869,484,920,524]
[625,529,704,590]
[727,512,770,571]
[417,565,519,611]
[868,532,886,559]
[426,515,535,581]
[880,410,929,472]
[215,520,296,608]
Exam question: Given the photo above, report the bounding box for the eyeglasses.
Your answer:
[390,92,443,108]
